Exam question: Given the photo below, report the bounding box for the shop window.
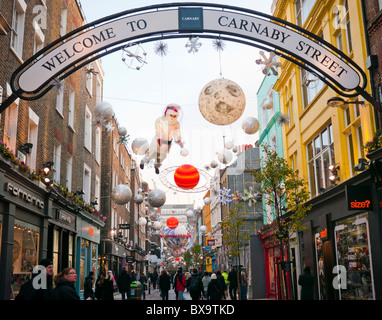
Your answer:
[11,220,40,296]
[53,229,59,276]
[68,234,74,268]
[0,215,2,260]
[334,213,375,300]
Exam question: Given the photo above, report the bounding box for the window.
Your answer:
[10,0,27,59]
[84,105,92,152]
[95,127,101,164]
[86,64,93,96]
[68,89,75,130]
[285,83,294,127]
[333,1,353,55]
[301,68,324,109]
[53,229,60,276]
[33,20,44,55]
[56,83,64,116]
[83,164,91,204]
[295,0,315,26]
[53,144,61,183]
[94,175,100,211]
[271,134,277,152]
[307,124,335,197]
[27,108,39,171]
[60,0,67,37]
[66,156,72,192]
[379,0,382,11]
[4,91,18,152]
[96,76,102,104]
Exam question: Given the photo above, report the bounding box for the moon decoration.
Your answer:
[263,99,273,110]
[134,194,144,205]
[138,217,147,226]
[122,42,147,70]
[153,221,162,230]
[93,101,114,129]
[147,189,166,207]
[111,184,132,205]
[131,137,149,156]
[210,160,219,169]
[186,209,194,218]
[232,145,238,153]
[218,187,233,205]
[161,227,190,250]
[200,225,208,233]
[198,78,246,125]
[224,139,234,149]
[180,147,189,157]
[204,197,211,205]
[174,164,200,189]
[174,225,187,236]
[218,149,233,164]
[255,51,282,76]
[242,117,260,135]
[166,217,179,229]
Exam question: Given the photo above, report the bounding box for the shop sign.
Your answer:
[320,228,328,241]
[346,185,373,211]
[4,182,44,209]
[119,223,130,229]
[126,256,135,263]
[207,239,215,246]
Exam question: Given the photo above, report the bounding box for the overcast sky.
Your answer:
[78,0,273,207]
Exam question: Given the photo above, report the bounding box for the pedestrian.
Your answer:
[84,271,95,300]
[152,269,158,289]
[185,270,191,292]
[240,268,248,300]
[117,266,131,300]
[216,270,227,299]
[202,271,211,300]
[131,269,137,283]
[140,272,148,299]
[159,269,171,300]
[228,266,238,300]
[101,270,115,300]
[15,258,55,300]
[188,268,204,300]
[298,266,315,300]
[173,270,179,300]
[174,267,187,300]
[53,267,80,300]
[222,270,229,298]
[95,273,105,300]
[207,273,223,300]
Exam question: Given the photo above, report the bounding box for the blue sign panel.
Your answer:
[178,7,203,31]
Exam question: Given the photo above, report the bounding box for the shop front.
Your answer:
[99,239,127,279]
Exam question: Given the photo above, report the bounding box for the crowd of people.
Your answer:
[13,258,249,301]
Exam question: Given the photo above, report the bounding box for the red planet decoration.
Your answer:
[166,216,179,229]
[174,164,200,189]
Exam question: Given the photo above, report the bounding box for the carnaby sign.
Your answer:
[2,3,368,112]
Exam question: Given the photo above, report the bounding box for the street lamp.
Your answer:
[327,97,365,108]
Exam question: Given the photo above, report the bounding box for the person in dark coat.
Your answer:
[152,269,159,289]
[158,269,171,300]
[84,271,95,300]
[95,273,105,300]
[207,273,223,300]
[15,258,55,300]
[53,268,80,300]
[216,270,227,299]
[117,266,131,300]
[188,269,204,300]
[228,266,238,300]
[298,266,315,300]
[101,270,115,300]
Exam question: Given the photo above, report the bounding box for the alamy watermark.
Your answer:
[332,265,347,290]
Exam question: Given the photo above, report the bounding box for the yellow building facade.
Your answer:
[273,0,376,197]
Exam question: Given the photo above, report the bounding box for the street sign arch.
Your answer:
[0,2,375,112]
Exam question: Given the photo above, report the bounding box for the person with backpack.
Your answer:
[188,268,204,300]
[207,273,223,300]
[174,267,187,300]
[202,271,211,300]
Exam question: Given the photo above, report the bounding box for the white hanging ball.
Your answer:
[232,145,238,153]
[134,194,144,205]
[111,184,132,205]
[147,221,152,227]
[153,221,162,230]
[200,225,208,233]
[131,137,149,155]
[138,217,147,226]
[94,101,114,121]
[148,189,166,207]
[242,117,260,135]
[174,225,187,235]
[204,197,211,205]
[180,147,189,157]
[186,209,194,218]
[218,149,233,164]
[224,139,234,150]
[210,160,219,168]
[118,126,128,137]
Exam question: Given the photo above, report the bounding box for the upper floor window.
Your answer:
[301,68,324,109]
[84,105,92,152]
[379,0,382,11]
[11,0,27,59]
[333,0,353,55]
[60,0,67,37]
[295,0,316,26]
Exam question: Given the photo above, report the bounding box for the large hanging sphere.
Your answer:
[163,228,189,250]
[225,139,234,149]
[210,160,219,169]
[186,209,194,218]
[242,117,260,135]
[111,184,132,205]
[118,126,128,137]
[153,221,162,230]
[166,217,179,229]
[138,217,147,226]
[200,225,208,233]
[218,149,233,164]
[204,197,211,205]
[94,101,114,121]
[180,147,189,157]
[174,164,200,189]
[198,78,246,125]
[147,189,166,207]
[131,137,149,155]
[134,194,144,205]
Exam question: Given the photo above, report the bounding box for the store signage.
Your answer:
[126,256,135,263]
[346,185,373,211]
[57,210,72,225]
[119,223,130,229]
[207,239,216,246]
[14,5,363,98]
[320,228,328,241]
[4,182,44,209]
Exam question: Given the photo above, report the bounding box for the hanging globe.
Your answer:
[204,197,211,205]
[174,225,187,235]
[134,194,144,205]
[111,184,132,205]
[174,164,200,189]
[180,147,189,157]
[118,126,128,137]
[131,137,149,155]
[210,160,219,168]
[166,217,179,229]
[186,209,194,218]
[147,221,152,227]
[200,225,208,233]
[153,221,162,230]
[138,217,147,226]
[218,149,233,164]
[232,145,238,153]
[242,117,260,135]
[148,189,166,207]
[224,139,234,150]
[94,101,114,122]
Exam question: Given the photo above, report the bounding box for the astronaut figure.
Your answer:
[140,104,184,174]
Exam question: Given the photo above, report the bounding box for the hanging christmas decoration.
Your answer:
[122,42,147,70]
[198,78,246,125]
[161,227,191,250]
[200,225,208,233]
[224,139,234,150]
[232,187,259,207]
[117,126,130,145]
[93,101,114,129]
[166,217,179,229]
[185,36,202,54]
[242,117,260,135]
[111,184,132,205]
[186,209,194,218]
[174,164,200,189]
[255,50,282,76]
[218,187,233,204]
[140,104,184,174]
[232,146,238,153]
[153,221,162,230]
[154,41,169,57]
[180,147,189,157]
[138,217,147,226]
[131,137,149,156]
[218,149,233,164]
[134,194,144,205]
[210,160,219,169]
[204,197,211,205]
[277,113,290,126]
[147,189,166,207]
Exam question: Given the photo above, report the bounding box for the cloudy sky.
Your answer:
[78,0,273,207]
